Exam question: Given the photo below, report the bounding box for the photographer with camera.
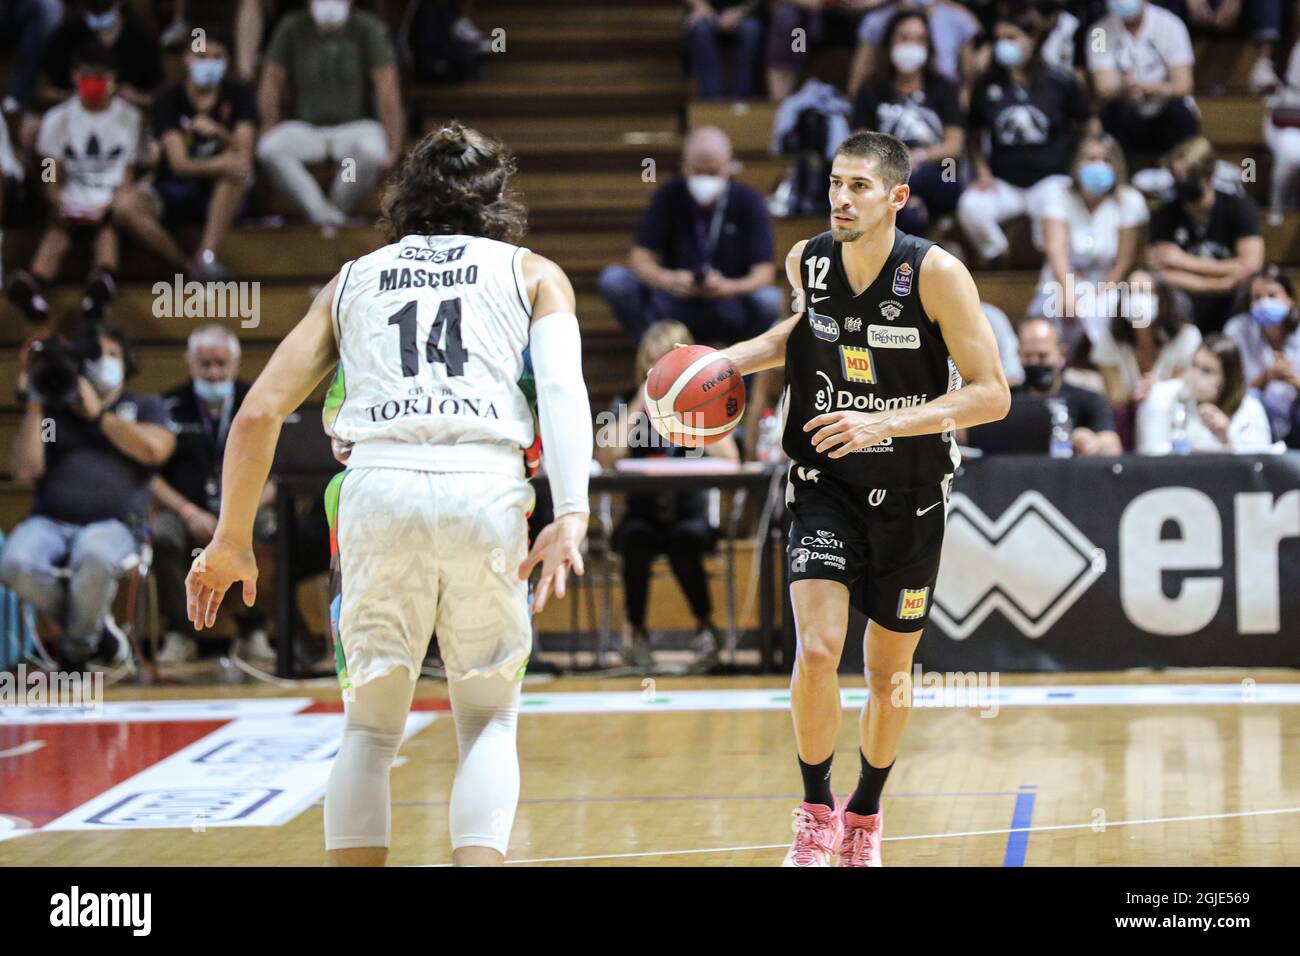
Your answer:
[597,126,781,347]
[0,324,175,669]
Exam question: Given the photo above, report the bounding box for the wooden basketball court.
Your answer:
[3,669,1298,866]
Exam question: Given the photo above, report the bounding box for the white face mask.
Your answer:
[87,356,124,395]
[890,42,928,74]
[310,0,349,27]
[686,174,727,206]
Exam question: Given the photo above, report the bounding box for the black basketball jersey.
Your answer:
[781,228,961,490]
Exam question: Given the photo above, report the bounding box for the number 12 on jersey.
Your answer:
[387,297,468,378]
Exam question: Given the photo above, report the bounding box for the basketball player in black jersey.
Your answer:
[722,131,1010,866]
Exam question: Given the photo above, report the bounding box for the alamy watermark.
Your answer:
[0,665,104,714]
[891,664,1000,717]
[152,274,260,329]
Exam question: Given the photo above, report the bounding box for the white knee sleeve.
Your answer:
[448,673,522,857]
[324,669,415,851]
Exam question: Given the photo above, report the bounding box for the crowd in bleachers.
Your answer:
[657,0,1300,459]
[0,0,478,670]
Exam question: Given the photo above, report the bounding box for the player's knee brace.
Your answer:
[324,669,414,850]
[447,673,522,856]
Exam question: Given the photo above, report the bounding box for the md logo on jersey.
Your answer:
[892,262,913,296]
[839,345,876,384]
[931,491,1104,639]
[808,307,840,342]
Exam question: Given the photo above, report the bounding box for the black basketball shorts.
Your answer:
[784,463,952,631]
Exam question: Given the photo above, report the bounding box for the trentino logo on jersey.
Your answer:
[839,345,876,384]
[398,243,467,263]
[808,307,840,342]
[898,586,930,621]
[867,325,920,349]
[892,262,913,296]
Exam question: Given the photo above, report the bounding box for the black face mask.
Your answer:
[1022,363,1057,392]
[1174,177,1205,204]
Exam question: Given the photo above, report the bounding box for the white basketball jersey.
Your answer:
[324,234,535,475]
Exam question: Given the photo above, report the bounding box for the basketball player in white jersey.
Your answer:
[721,131,1010,865]
[184,123,594,866]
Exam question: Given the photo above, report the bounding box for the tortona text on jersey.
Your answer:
[364,393,500,422]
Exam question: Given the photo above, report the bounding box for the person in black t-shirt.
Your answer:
[0,324,175,667]
[1146,136,1266,334]
[597,126,782,347]
[956,10,1092,261]
[39,0,163,109]
[1011,317,1121,454]
[594,320,738,672]
[851,9,965,235]
[151,26,258,279]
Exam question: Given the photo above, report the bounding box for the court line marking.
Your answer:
[497,804,1300,865]
[1002,785,1036,867]
[0,740,46,759]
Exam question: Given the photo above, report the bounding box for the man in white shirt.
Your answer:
[5,43,173,324]
[1086,0,1200,154]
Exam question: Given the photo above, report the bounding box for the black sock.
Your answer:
[797,754,835,809]
[846,752,893,816]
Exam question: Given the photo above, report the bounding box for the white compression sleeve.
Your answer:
[448,673,522,856]
[529,311,593,517]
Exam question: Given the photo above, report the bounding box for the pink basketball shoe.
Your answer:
[781,798,844,867]
[838,808,884,867]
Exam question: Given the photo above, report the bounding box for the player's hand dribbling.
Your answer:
[804,410,893,459]
[518,512,587,614]
[186,537,258,630]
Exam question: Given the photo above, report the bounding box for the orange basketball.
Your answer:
[643,345,746,447]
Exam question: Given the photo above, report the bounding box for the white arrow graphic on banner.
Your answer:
[933,490,1105,639]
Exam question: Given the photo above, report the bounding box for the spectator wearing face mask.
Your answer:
[138,27,258,281]
[0,324,175,668]
[598,126,781,346]
[685,0,766,99]
[6,44,150,324]
[847,0,982,98]
[850,9,965,235]
[1136,335,1276,453]
[1086,0,1199,155]
[1146,136,1265,334]
[957,11,1093,262]
[1028,133,1147,350]
[1011,317,1122,455]
[39,0,162,109]
[1222,265,1300,442]
[256,0,404,228]
[151,324,275,664]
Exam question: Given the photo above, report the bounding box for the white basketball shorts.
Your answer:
[325,467,535,689]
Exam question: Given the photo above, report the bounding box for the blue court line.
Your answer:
[387,790,1022,809]
[1002,785,1037,866]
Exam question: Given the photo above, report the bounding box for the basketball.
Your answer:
[643,345,746,447]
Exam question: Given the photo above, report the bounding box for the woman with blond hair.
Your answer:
[1027,133,1148,353]
[595,320,738,671]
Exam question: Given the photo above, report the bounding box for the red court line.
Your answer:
[302,699,451,714]
[0,720,226,823]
